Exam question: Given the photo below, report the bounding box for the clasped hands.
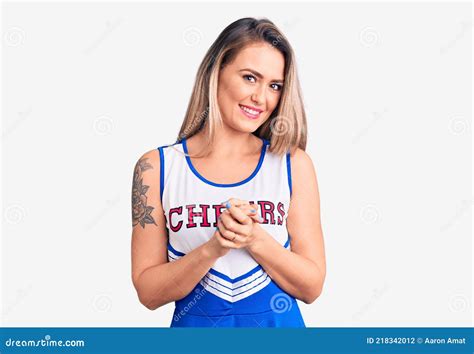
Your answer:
[214,198,264,252]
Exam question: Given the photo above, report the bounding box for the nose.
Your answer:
[251,85,266,107]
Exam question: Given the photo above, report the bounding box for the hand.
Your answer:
[207,198,262,256]
[216,198,263,250]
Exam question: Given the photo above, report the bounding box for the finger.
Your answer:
[239,204,262,219]
[217,218,244,242]
[220,212,251,236]
[215,229,239,249]
[222,201,252,225]
[222,198,250,208]
[233,206,261,224]
[250,214,263,224]
[238,204,262,223]
[247,203,263,223]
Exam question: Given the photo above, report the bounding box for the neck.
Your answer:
[193,126,262,159]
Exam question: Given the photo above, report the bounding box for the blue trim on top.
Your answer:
[286,151,292,197]
[158,147,164,203]
[201,273,270,298]
[204,271,267,291]
[284,234,291,248]
[208,264,264,283]
[181,137,269,187]
[167,242,185,257]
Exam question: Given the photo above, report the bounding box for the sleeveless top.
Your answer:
[157,136,306,327]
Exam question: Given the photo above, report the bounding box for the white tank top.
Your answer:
[158,136,293,304]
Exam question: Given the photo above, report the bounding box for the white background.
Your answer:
[2,1,472,327]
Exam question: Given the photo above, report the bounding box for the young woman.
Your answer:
[131,17,326,327]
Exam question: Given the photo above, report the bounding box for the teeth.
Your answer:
[240,105,259,115]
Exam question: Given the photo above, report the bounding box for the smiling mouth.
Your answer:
[239,104,262,120]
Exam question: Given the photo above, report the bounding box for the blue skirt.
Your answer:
[170,303,305,327]
[169,281,306,328]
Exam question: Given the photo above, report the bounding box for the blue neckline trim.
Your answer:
[181,137,268,187]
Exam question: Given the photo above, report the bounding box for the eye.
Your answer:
[243,74,256,83]
[271,83,283,91]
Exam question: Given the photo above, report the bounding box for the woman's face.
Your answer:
[217,42,285,134]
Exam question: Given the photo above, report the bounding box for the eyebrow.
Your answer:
[239,68,284,84]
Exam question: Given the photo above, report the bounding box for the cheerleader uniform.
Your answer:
[157,136,306,327]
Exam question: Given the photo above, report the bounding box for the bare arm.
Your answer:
[246,148,326,304]
[131,149,226,310]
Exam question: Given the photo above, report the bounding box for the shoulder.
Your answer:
[133,148,163,195]
[288,147,317,192]
[134,148,161,173]
[135,142,178,170]
[290,147,314,173]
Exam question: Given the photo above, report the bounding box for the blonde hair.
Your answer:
[177,17,307,157]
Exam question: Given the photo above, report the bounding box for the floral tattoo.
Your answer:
[132,157,157,228]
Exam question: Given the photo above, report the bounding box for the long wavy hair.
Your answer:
[177,17,307,157]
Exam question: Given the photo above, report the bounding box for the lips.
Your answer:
[239,104,263,120]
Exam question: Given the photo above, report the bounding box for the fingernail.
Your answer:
[225,201,231,209]
[250,209,256,213]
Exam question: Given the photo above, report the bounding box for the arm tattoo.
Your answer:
[132,157,158,228]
